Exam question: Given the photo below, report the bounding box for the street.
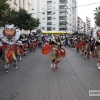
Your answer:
[0,47,100,100]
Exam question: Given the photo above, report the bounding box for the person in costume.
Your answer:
[79,38,86,55]
[30,36,36,52]
[42,35,66,71]
[0,39,3,61]
[93,29,100,69]
[0,24,20,72]
[20,34,28,56]
[83,40,91,59]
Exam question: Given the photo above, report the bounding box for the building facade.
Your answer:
[31,0,77,32]
[77,16,87,34]
[7,0,31,13]
[86,17,91,34]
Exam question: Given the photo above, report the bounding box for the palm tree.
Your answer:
[94,6,100,27]
[0,0,10,26]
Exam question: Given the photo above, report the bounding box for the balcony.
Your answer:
[59,13,67,17]
[59,1,66,4]
[59,5,66,10]
[59,16,66,20]
[47,11,52,16]
[59,9,66,12]
[59,25,66,28]
[59,28,66,31]
[47,28,52,31]
[47,17,52,20]
[59,21,67,25]
[47,1,52,6]
[47,25,52,27]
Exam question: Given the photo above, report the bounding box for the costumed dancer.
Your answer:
[0,24,20,72]
[15,40,24,60]
[93,29,100,69]
[42,35,66,71]
[83,40,91,59]
[30,36,36,52]
[79,38,86,55]
[0,39,3,61]
[20,34,28,56]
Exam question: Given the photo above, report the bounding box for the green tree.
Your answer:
[26,18,40,33]
[6,9,18,25]
[0,0,10,26]
[13,8,32,30]
[94,6,100,26]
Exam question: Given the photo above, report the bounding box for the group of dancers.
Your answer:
[0,24,100,72]
[63,29,100,69]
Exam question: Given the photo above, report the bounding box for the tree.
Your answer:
[27,18,40,33]
[6,9,18,25]
[0,0,10,26]
[13,8,32,30]
[94,6,100,27]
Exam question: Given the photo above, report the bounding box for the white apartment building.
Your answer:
[86,17,91,34]
[31,0,77,32]
[7,0,31,13]
[77,16,87,34]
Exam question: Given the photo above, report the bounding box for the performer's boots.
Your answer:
[13,61,18,69]
[97,62,100,69]
[5,64,9,73]
[19,56,22,60]
[87,53,90,59]
[51,63,55,71]
[55,62,59,69]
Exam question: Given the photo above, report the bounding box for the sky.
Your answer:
[77,0,100,27]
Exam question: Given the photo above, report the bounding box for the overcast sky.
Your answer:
[77,0,100,27]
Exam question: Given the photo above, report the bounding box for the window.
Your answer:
[42,12,45,15]
[43,18,45,20]
[53,27,55,30]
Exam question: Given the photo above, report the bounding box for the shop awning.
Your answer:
[42,31,67,34]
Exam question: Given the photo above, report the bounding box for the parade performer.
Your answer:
[79,38,86,55]
[30,36,36,52]
[93,29,100,69]
[42,35,66,71]
[0,24,20,72]
[83,40,91,59]
[20,34,28,56]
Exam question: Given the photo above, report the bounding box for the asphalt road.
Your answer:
[0,47,100,100]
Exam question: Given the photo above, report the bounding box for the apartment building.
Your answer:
[86,17,91,34]
[77,16,83,33]
[31,0,77,32]
[7,0,31,13]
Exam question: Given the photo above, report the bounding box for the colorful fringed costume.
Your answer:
[42,36,66,71]
[0,24,20,72]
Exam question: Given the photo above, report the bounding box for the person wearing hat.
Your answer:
[94,29,100,69]
[0,24,20,72]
